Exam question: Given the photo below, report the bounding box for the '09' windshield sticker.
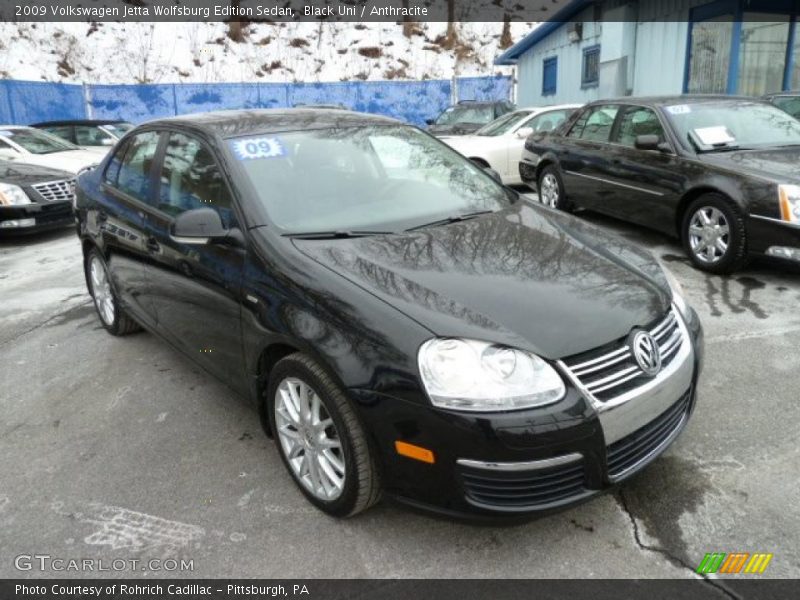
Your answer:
[666,104,691,115]
[229,136,287,160]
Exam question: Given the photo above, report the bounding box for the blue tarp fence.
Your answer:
[0,76,512,127]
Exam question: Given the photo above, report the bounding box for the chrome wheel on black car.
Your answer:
[268,353,381,517]
[85,248,141,336]
[682,194,748,274]
[538,166,569,211]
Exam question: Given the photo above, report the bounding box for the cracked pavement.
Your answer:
[1,207,799,581]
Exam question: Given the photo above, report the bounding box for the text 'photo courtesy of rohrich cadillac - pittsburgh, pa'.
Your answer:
[0,1,798,599]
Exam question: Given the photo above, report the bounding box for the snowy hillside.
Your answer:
[0,21,538,84]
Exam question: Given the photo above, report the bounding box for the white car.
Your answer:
[0,126,101,174]
[442,104,582,185]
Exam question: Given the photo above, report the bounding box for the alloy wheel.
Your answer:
[688,206,730,264]
[274,377,346,501]
[539,173,560,208]
[90,256,115,326]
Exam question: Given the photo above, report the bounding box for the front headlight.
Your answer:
[0,183,31,206]
[418,338,565,412]
[778,184,800,223]
[660,262,689,316]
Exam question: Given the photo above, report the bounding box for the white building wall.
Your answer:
[516,8,602,107]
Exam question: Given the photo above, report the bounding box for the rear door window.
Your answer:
[577,105,620,142]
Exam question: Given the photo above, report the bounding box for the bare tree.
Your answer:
[500,13,513,49]
[227,0,246,42]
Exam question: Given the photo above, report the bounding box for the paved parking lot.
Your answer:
[1,205,799,586]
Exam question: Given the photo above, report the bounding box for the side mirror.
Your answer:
[425,118,435,126]
[483,166,502,183]
[515,126,534,139]
[634,134,662,151]
[171,208,228,244]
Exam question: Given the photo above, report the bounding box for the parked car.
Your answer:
[427,100,516,137]
[0,160,75,233]
[763,91,800,119]
[443,104,581,185]
[520,95,800,273]
[0,126,101,174]
[31,119,134,155]
[75,109,702,519]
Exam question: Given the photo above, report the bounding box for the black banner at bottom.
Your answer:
[1,579,797,600]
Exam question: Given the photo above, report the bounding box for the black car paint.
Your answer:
[0,161,75,233]
[75,109,702,518]
[522,96,800,260]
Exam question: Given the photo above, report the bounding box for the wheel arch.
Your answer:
[675,185,744,239]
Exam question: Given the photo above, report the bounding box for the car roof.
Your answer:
[143,108,401,138]
[30,119,130,127]
[587,94,764,107]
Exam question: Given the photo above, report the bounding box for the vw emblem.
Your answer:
[630,330,662,376]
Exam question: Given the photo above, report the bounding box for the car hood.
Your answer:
[292,203,671,360]
[699,146,800,183]
[12,150,100,175]
[0,161,74,185]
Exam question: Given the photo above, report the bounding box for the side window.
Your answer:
[157,132,235,227]
[116,131,160,202]
[527,110,570,133]
[573,105,619,143]
[44,126,74,143]
[103,139,129,185]
[614,106,665,147]
[75,125,113,146]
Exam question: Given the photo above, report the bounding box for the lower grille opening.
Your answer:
[460,459,589,510]
[606,390,692,480]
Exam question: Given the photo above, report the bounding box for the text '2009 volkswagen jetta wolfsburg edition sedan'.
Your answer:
[75,109,703,519]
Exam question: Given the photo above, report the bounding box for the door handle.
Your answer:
[146,237,161,253]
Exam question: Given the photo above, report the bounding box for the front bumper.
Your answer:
[351,307,703,520]
[747,215,800,263]
[0,201,73,233]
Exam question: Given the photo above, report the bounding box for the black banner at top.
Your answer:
[2,0,575,23]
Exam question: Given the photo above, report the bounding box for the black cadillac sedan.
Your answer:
[0,160,75,233]
[520,96,800,273]
[75,109,703,519]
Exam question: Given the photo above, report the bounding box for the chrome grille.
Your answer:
[31,179,75,203]
[562,309,684,402]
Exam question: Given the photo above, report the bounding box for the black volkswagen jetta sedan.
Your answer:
[75,109,703,519]
[0,160,75,233]
[520,96,800,273]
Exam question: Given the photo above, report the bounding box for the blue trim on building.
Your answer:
[581,44,601,88]
[494,0,593,65]
[784,16,797,90]
[543,56,558,95]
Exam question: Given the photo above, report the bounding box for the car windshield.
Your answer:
[231,125,514,234]
[102,122,134,136]
[435,105,496,126]
[475,111,532,136]
[664,101,800,151]
[0,128,79,154]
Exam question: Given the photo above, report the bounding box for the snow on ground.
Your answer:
[0,21,537,84]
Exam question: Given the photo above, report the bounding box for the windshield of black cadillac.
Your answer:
[229,125,515,235]
[664,100,800,151]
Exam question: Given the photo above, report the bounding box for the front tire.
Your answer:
[537,165,570,211]
[682,194,748,274]
[85,249,141,336]
[268,353,381,517]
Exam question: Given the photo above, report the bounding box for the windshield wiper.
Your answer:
[405,210,494,232]
[283,230,393,240]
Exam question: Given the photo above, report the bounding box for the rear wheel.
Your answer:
[682,194,748,274]
[268,353,381,517]
[537,165,570,211]
[85,249,141,336]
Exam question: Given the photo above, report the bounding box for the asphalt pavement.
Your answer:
[1,205,798,587]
